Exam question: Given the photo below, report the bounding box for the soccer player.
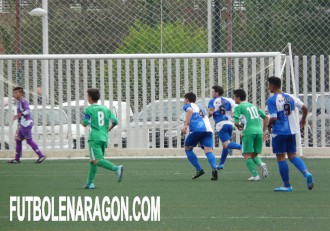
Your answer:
[208,85,242,170]
[267,76,314,192]
[81,88,123,189]
[8,87,46,164]
[233,89,269,181]
[182,92,218,180]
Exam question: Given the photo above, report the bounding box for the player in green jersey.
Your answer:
[233,89,269,181]
[81,88,123,189]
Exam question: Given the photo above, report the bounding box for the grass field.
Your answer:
[0,158,329,231]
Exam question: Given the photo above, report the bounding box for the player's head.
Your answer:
[87,88,100,104]
[212,85,224,97]
[184,92,196,104]
[268,76,282,93]
[13,86,25,100]
[233,89,246,104]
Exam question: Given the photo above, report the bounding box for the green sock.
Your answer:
[87,162,98,184]
[246,158,258,177]
[252,156,263,166]
[97,159,118,171]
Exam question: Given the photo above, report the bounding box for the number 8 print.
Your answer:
[98,111,105,126]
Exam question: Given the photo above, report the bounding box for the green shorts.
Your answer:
[242,134,263,154]
[88,140,107,161]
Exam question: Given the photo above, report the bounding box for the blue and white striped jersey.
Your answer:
[208,97,236,123]
[183,103,213,133]
[267,93,304,135]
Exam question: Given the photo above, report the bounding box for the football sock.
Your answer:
[219,149,228,165]
[26,139,44,157]
[205,152,217,170]
[252,156,263,166]
[246,158,258,177]
[185,150,202,171]
[228,142,242,150]
[278,160,291,187]
[87,162,98,184]
[15,139,22,160]
[96,159,118,171]
[289,156,308,176]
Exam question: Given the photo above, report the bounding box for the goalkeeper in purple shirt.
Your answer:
[8,87,46,164]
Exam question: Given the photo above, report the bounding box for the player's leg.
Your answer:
[185,133,204,179]
[201,132,218,180]
[252,134,268,179]
[94,141,119,172]
[217,124,241,170]
[26,139,46,163]
[21,124,45,163]
[243,135,260,181]
[84,161,98,189]
[286,135,314,190]
[272,135,292,192]
[8,129,24,163]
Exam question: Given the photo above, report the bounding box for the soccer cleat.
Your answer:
[247,175,260,181]
[211,169,218,180]
[8,159,20,164]
[305,173,314,190]
[274,186,293,192]
[192,169,205,179]
[35,156,46,164]
[83,183,95,189]
[261,163,268,179]
[216,164,224,170]
[116,165,124,182]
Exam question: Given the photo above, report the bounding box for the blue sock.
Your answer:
[290,156,308,177]
[206,152,217,170]
[219,149,229,165]
[228,142,242,150]
[278,160,291,187]
[185,150,202,171]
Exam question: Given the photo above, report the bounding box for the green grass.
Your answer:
[0,158,329,231]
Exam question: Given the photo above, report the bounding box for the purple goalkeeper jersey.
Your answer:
[17,98,33,127]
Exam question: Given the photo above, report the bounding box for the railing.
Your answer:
[1,53,329,151]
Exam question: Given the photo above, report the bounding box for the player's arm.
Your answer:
[208,108,215,118]
[81,114,90,127]
[108,110,118,132]
[81,108,90,127]
[182,108,193,134]
[300,104,308,128]
[293,95,308,128]
[266,99,277,134]
[233,106,243,130]
[14,101,30,120]
[207,100,215,118]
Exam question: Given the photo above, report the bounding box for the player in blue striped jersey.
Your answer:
[267,76,314,192]
[182,92,218,180]
[208,85,242,170]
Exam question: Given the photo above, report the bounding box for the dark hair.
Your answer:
[212,85,224,96]
[233,89,246,101]
[184,92,196,103]
[268,76,282,89]
[13,86,24,95]
[87,88,100,102]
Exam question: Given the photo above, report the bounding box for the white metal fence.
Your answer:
[0,53,329,152]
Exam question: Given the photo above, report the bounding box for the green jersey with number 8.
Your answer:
[82,104,118,143]
[233,101,266,136]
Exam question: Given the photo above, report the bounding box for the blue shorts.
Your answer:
[272,134,297,154]
[217,124,233,143]
[185,132,213,148]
